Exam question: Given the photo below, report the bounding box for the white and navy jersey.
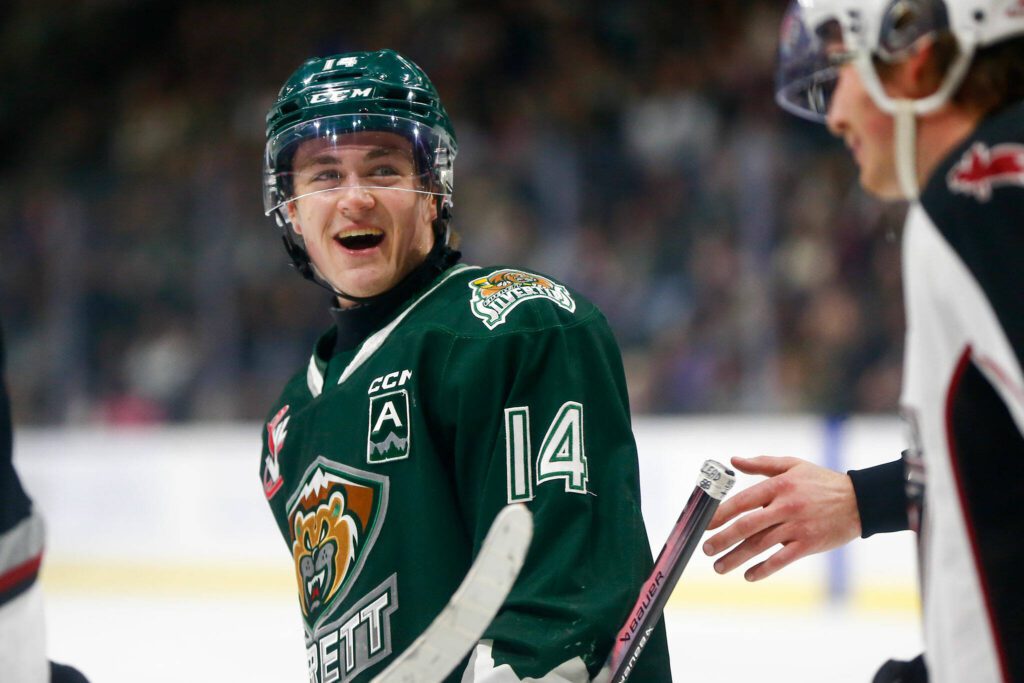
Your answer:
[0,325,44,607]
[901,99,1024,683]
[0,323,48,682]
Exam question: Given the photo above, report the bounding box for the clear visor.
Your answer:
[263,114,454,216]
[775,2,847,123]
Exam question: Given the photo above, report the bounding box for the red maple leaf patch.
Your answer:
[947,142,1024,202]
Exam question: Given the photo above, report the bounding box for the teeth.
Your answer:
[338,228,383,239]
[306,569,326,593]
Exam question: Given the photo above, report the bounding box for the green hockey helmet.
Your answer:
[263,49,457,287]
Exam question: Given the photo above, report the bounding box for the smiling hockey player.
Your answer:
[259,49,671,682]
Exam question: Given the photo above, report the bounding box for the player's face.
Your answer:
[826,63,901,199]
[287,132,437,304]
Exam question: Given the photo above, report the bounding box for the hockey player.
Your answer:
[0,321,47,681]
[703,2,1024,682]
[0,323,89,683]
[259,50,671,682]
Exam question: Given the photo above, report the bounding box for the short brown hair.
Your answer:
[935,34,1024,115]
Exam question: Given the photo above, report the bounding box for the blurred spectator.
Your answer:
[0,0,905,425]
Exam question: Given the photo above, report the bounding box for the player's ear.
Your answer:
[287,201,303,235]
[419,191,438,223]
[898,38,943,99]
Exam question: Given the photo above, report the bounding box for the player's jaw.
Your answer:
[299,194,435,303]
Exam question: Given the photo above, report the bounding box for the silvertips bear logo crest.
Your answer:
[468,269,576,329]
[285,457,389,633]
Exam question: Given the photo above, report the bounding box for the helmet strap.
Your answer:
[894,100,920,200]
[278,204,456,305]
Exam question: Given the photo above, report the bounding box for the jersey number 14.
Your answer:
[504,402,589,503]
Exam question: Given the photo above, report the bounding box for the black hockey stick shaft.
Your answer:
[605,459,735,683]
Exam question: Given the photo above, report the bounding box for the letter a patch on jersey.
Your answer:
[367,390,411,463]
[468,269,576,329]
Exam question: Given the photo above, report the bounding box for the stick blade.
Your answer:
[370,504,533,683]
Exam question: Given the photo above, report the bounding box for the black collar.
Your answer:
[329,244,461,353]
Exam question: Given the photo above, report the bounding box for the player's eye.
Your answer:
[310,168,342,183]
[364,164,405,186]
[368,164,400,177]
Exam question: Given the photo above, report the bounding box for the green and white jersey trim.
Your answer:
[306,355,326,397]
[305,264,475,397]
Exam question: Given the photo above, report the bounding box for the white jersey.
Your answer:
[900,100,1024,683]
[1,324,47,682]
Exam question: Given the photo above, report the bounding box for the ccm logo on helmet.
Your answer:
[309,88,373,104]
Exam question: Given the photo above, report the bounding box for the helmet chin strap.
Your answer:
[857,36,977,202]
[894,99,920,201]
[278,193,452,305]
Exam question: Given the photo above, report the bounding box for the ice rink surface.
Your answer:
[41,591,922,682]
[20,418,923,682]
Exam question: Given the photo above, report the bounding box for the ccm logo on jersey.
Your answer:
[368,370,412,394]
[947,142,1024,202]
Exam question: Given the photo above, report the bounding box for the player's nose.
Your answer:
[334,185,375,214]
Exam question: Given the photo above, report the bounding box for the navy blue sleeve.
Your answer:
[848,459,909,538]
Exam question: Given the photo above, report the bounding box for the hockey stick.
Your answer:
[370,503,533,683]
[602,459,736,683]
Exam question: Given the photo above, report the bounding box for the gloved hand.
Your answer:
[872,654,928,683]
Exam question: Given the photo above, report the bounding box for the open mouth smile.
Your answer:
[336,227,384,251]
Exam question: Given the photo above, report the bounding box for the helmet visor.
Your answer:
[263,113,454,216]
[775,2,847,123]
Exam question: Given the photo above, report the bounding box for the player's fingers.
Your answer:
[730,455,803,477]
[743,541,807,582]
[710,524,781,575]
[705,504,781,557]
[706,479,777,531]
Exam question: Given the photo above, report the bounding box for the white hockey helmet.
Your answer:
[777,0,1024,198]
[777,0,1024,122]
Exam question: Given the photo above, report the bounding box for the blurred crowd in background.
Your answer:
[0,0,908,425]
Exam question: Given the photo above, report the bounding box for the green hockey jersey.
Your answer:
[260,263,672,682]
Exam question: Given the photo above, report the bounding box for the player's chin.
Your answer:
[859,168,903,201]
[334,270,397,300]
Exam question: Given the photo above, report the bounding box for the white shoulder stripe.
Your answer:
[307,354,324,398]
[0,511,45,577]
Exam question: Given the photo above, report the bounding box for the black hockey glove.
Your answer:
[872,654,928,683]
